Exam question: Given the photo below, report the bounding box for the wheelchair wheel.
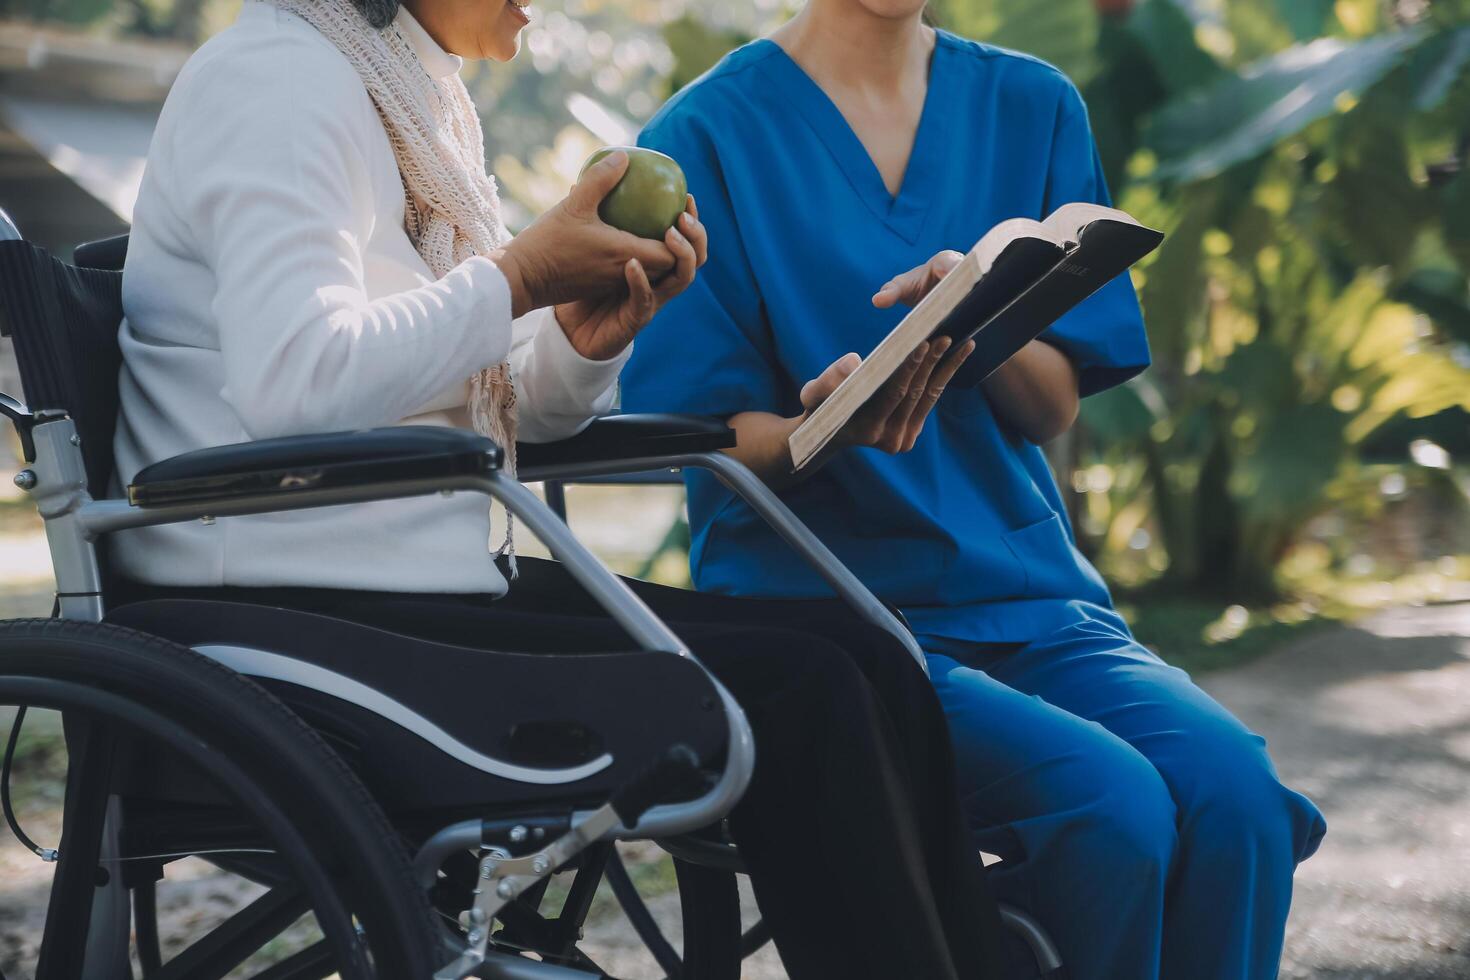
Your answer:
[0,618,441,979]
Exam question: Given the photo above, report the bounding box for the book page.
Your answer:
[973,218,1053,272]
[1041,203,1139,243]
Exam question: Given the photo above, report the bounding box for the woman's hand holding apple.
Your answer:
[494,149,706,360]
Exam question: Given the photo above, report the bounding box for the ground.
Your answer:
[1207,603,1470,980]
[0,496,1467,977]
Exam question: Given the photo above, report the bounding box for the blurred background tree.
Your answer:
[1029,0,1470,603]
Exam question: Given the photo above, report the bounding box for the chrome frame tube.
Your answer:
[520,451,928,675]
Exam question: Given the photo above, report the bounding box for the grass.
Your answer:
[1119,591,1341,675]
[541,843,679,927]
[1119,554,1470,674]
[0,706,66,813]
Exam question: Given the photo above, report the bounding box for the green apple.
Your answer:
[580,146,688,241]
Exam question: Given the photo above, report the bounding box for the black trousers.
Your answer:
[113,559,1009,979]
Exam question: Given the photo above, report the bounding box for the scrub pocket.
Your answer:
[1002,512,1085,598]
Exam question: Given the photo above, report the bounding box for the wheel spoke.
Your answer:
[135,879,164,974]
[35,714,117,980]
[247,939,334,980]
[147,885,308,980]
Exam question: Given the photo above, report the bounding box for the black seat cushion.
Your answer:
[0,240,123,496]
[106,599,728,819]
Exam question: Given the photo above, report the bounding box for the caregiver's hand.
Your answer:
[496,150,681,319]
[726,337,975,492]
[801,337,975,454]
[872,247,1080,443]
[552,195,707,361]
[872,250,966,309]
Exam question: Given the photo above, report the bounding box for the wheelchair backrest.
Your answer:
[0,239,125,497]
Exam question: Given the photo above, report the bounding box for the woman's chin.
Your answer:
[494,0,530,58]
[486,36,521,62]
[483,10,526,61]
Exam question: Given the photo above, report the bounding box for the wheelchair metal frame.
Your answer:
[16,409,761,978]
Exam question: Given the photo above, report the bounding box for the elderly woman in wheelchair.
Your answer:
[0,0,1039,977]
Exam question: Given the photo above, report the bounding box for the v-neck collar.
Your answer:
[754,32,953,244]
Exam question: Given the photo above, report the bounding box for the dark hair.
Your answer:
[352,0,400,29]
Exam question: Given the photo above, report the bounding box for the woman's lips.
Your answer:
[506,0,530,24]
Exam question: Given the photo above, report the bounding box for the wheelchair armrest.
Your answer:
[516,414,734,477]
[127,426,502,508]
[73,233,129,272]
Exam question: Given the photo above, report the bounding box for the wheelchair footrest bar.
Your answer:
[435,745,701,979]
[435,801,624,979]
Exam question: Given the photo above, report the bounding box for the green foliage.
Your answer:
[0,0,113,27]
[1145,29,1425,182]
[1117,591,1338,675]
[1077,1,1470,598]
[662,15,751,94]
[1275,0,1336,41]
[932,0,1100,82]
[0,0,229,41]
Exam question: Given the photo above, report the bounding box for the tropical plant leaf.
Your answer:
[1445,170,1470,273]
[1392,268,1470,345]
[1359,406,1470,461]
[1223,0,1299,61]
[1275,0,1335,41]
[662,15,750,95]
[1125,0,1224,97]
[1086,19,1170,189]
[1137,188,1215,366]
[1408,24,1470,110]
[987,0,1101,84]
[1080,375,1168,443]
[1321,84,1432,271]
[1145,28,1427,182]
[1216,338,1297,410]
[1229,401,1348,522]
[927,0,1001,40]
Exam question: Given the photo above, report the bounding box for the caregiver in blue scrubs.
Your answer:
[622,1,1328,977]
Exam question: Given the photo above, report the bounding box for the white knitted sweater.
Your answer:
[111,0,628,593]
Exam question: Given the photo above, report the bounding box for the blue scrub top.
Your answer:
[623,32,1151,643]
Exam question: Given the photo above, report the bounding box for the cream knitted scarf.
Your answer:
[274,0,520,563]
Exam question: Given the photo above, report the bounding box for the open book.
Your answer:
[787,202,1164,472]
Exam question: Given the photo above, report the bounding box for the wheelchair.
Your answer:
[0,216,1064,979]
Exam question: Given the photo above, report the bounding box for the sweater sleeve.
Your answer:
[508,306,627,444]
[173,30,513,440]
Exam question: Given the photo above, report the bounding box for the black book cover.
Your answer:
[946,218,1163,388]
[932,237,1066,344]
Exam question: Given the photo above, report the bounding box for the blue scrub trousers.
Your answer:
[924,618,1326,980]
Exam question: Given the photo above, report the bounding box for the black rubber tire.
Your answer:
[0,618,441,978]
